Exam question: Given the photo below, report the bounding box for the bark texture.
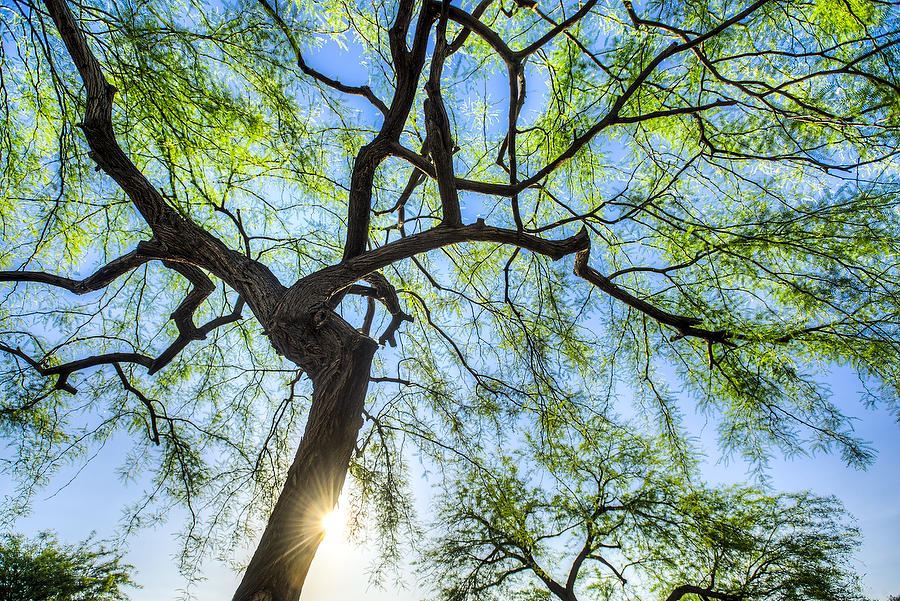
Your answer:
[232,314,378,601]
[42,2,381,599]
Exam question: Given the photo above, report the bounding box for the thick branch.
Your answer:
[149,293,246,375]
[0,344,153,394]
[42,0,286,322]
[424,0,462,226]
[360,272,414,346]
[443,3,515,62]
[42,0,183,234]
[0,287,244,390]
[333,277,413,346]
[0,241,160,294]
[342,3,437,261]
[665,585,742,601]
[447,0,495,54]
[340,221,589,283]
[566,534,595,595]
[400,0,766,201]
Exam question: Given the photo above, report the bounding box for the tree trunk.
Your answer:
[232,305,379,601]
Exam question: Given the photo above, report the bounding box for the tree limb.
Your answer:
[42,0,286,322]
[255,0,389,116]
[340,221,589,283]
[0,344,153,394]
[114,362,161,445]
[424,0,463,226]
[148,293,246,375]
[573,247,731,346]
[0,241,161,293]
[665,584,742,601]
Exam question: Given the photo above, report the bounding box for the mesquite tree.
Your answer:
[0,532,135,601]
[426,416,866,601]
[0,0,897,599]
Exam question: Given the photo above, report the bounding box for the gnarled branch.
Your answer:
[0,344,152,394]
[573,247,731,346]
[665,584,743,601]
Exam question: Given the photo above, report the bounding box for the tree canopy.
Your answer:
[0,0,898,598]
[0,532,134,601]
[426,415,866,601]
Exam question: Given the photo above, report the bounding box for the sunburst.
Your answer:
[320,506,347,541]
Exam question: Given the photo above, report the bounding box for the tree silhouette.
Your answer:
[0,0,897,599]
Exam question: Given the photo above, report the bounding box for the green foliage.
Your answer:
[0,532,135,601]
[425,414,866,601]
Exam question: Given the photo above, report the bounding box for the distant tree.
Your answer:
[0,532,135,601]
[0,0,898,600]
[426,416,866,601]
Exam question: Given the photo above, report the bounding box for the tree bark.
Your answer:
[37,3,588,600]
[232,311,378,601]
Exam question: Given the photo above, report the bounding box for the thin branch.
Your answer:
[516,0,601,59]
[0,241,161,293]
[573,247,731,346]
[401,0,769,200]
[255,0,389,116]
[113,363,161,444]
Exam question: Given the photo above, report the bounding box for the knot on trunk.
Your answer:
[268,277,377,379]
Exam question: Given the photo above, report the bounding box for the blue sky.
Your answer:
[3,362,898,600]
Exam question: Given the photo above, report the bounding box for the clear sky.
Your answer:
[3,364,898,601]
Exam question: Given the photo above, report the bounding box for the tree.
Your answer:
[0,532,135,601]
[0,0,897,599]
[425,415,866,601]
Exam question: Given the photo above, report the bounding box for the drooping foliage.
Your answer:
[0,0,898,597]
[426,414,866,601]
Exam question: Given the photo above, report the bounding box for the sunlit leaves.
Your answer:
[427,417,866,601]
[0,531,135,601]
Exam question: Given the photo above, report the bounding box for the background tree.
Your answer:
[0,0,898,599]
[425,415,866,601]
[0,532,135,601]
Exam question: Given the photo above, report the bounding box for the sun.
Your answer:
[320,506,347,540]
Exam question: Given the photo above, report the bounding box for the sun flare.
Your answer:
[320,507,346,539]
